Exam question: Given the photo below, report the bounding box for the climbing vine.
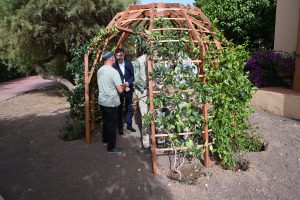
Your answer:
[204,40,263,169]
[139,21,263,171]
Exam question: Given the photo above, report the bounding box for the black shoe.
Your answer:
[127,126,136,132]
[119,131,124,135]
[107,147,124,153]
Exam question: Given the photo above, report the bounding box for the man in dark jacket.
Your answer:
[114,48,136,134]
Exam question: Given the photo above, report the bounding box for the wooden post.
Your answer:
[148,58,158,175]
[148,3,158,176]
[202,103,210,168]
[84,53,90,144]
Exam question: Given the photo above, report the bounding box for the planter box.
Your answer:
[251,87,300,119]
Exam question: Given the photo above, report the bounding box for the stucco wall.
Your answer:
[252,88,300,120]
[293,10,300,92]
[274,0,300,53]
[253,2,300,119]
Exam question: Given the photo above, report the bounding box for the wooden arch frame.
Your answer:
[84,3,221,174]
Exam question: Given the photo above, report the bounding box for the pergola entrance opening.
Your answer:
[84,3,221,175]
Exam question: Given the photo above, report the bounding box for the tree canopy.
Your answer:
[195,0,276,50]
[0,0,137,88]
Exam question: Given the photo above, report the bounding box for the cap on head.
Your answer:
[102,51,114,61]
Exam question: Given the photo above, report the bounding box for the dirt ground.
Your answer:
[0,86,299,200]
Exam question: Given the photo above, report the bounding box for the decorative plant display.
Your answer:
[245,50,295,88]
[141,25,263,173]
[204,40,263,169]
[81,4,264,177]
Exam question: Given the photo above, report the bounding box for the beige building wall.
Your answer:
[274,0,300,53]
[252,88,300,119]
[293,11,300,92]
[253,1,300,119]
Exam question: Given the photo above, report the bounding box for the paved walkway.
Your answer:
[0,75,58,103]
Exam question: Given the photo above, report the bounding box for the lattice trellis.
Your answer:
[84,3,221,175]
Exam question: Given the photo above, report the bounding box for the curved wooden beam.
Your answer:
[84,4,222,173]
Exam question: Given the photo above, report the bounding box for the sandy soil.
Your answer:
[0,86,299,200]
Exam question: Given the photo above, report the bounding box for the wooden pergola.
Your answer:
[84,3,221,175]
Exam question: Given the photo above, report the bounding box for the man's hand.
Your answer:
[116,83,126,93]
[125,87,130,92]
[125,82,129,87]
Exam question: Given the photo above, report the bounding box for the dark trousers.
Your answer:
[117,92,133,133]
[100,105,118,150]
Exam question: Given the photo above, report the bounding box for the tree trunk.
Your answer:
[33,64,75,91]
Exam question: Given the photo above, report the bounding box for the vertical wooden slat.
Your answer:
[202,103,210,167]
[188,32,195,59]
[178,5,205,76]
[179,6,209,167]
[149,4,155,30]
[148,3,158,175]
[148,58,157,175]
[201,68,209,167]
[84,53,90,144]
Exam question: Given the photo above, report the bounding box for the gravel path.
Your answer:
[0,76,58,103]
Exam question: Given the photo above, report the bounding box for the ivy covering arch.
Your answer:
[84,3,222,175]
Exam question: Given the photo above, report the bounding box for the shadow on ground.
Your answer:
[1,87,300,200]
[0,112,173,200]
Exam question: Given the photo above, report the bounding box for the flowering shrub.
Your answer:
[244,50,295,88]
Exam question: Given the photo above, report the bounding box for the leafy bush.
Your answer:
[0,60,36,83]
[244,50,295,88]
[0,60,28,83]
[0,0,136,84]
[195,0,276,50]
[59,41,100,140]
[59,43,87,140]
